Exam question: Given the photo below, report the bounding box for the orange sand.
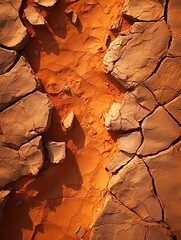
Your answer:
[0,0,131,239]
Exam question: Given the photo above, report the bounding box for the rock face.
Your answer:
[24,6,46,26]
[137,107,180,156]
[145,142,181,238]
[122,0,165,21]
[0,1,28,49]
[104,86,157,131]
[0,91,53,147]
[0,48,17,74]
[103,21,170,89]
[0,136,44,187]
[46,141,66,164]
[168,0,181,56]
[0,56,39,111]
[91,197,172,240]
[108,157,162,222]
[34,0,58,7]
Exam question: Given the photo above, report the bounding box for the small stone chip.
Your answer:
[46,141,66,164]
[63,111,75,131]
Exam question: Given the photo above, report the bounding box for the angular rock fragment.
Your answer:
[137,107,181,156]
[0,56,39,111]
[91,197,172,240]
[34,0,58,7]
[0,136,44,187]
[66,10,79,25]
[144,57,181,105]
[46,141,66,164]
[145,142,181,239]
[24,6,47,26]
[0,190,10,222]
[0,1,28,49]
[168,0,181,56]
[0,48,17,75]
[0,91,53,147]
[164,94,181,125]
[63,111,75,131]
[108,156,162,222]
[103,21,170,89]
[117,131,142,153]
[106,151,134,173]
[76,226,87,239]
[122,0,165,21]
[105,86,157,131]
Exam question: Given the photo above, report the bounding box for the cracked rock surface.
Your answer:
[92,0,181,239]
[103,20,170,89]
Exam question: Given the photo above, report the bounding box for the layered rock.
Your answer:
[103,21,170,89]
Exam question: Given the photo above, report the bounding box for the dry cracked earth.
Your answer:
[0,0,181,239]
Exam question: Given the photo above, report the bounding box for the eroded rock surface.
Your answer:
[0,91,53,147]
[108,156,162,222]
[144,57,181,105]
[122,0,165,21]
[103,21,170,89]
[0,56,39,111]
[0,48,17,75]
[91,197,172,240]
[117,131,142,153]
[0,136,44,187]
[0,1,28,49]
[145,142,181,238]
[138,107,180,156]
[24,6,46,26]
[168,0,181,56]
[105,86,157,131]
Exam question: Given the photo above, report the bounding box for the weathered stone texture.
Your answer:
[0,48,17,75]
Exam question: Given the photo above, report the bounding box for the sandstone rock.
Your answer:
[0,91,53,147]
[106,151,134,173]
[0,56,39,111]
[145,142,181,239]
[46,141,66,164]
[137,107,180,156]
[63,111,75,131]
[66,10,79,25]
[10,0,23,11]
[164,94,181,125]
[34,0,58,7]
[117,131,142,154]
[0,1,28,49]
[108,156,162,222]
[168,0,181,56]
[104,86,157,131]
[0,136,44,187]
[24,6,46,26]
[91,197,172,240]
[103,21,170,89]
[0,190,10,222]
[0,48,17,74]
[122,0,165,21]
[144,57,181,105]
